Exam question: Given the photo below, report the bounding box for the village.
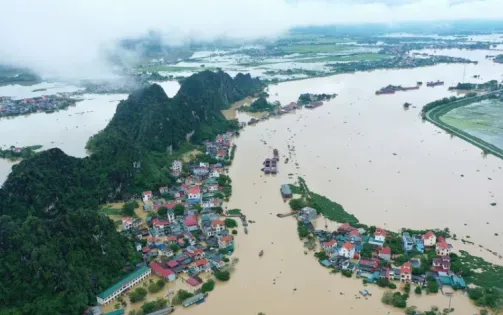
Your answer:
[284,184,469,310]
[91,131,242,315]
[0,95,78,117]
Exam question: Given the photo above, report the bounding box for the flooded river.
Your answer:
[178,51,502,315]
[0,80,180,184]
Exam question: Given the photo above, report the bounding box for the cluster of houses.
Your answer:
[0,95,76,117]
[97,132,237,306]
[297,206,464,290]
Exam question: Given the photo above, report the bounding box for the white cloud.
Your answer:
[0,0,502,80]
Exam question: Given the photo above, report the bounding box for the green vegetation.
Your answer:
[130,287,148,303]
[291,177,360,225]
[341,269,353,278]
[414,286,422,295]
[0,145,42,160]
[202,279,216,293]
[122,200,139,216]
[214,270,231,281]
[141,298,168,314]
[381,291,408,308]
[224,218,238,228]
[172,290,194,305]
[297,221,309,238]
[289,198,306,211]
[279,44,358,54]
[296,53,390,63]
[239,97,278,113]
[227,209,242,215]
[297,93,336,105]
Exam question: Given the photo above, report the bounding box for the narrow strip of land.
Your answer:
[424,90,503,160]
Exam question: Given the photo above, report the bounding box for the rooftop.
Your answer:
[97,266,150,299]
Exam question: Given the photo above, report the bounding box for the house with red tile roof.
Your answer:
[159,186,169,195]
[150,261,176,282]
[218,235,234,249]
[193,258,211,272]
[322,240,337,252]
[338,242,356,259]
[184,215,199,231]
[374,228,387,243]
[338,222,353,233]
[212,220,225,233]
[122,217,134,230]
[436,238,452,256]
[423,231,437,247]
[378,247,392,261]
[142,191,153,202]
[349,229,362,242]
[400,262,412,282]
[216,149,227,160]
[432,256,451,272]
[187,186,201,204]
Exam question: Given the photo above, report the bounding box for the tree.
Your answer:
[414,286,422,295]
[148,282,162,293]
[427,277,439,293]
[388,282,397,289]
[170,243,180,253]
[122,202,136,216]
[157,206,168,216]
[392,292,407,308]
[341,270,353,278]
[130,287,148,303]
[156,279,165,289]
[202,280,216,293]
[173,290,194,305]
[405,306,417,315]
[381,291,394,305]
[289,198,305,211]
[404,283,411,294]
[174,204,185,216]
[377,278,389,288]
[212,206,223,214]
[297,221,309,238]
[360,243,373,259]
[225,218,238,228]
[232,229,238,235]
[215,270,231,281]
[314,251,328,261]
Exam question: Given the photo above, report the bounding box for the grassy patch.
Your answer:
[459,250,503,290]
[98,205,122,216]
[292,177,359,225]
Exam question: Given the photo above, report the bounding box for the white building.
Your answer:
[96,266,151,305]
[338,242,355,259]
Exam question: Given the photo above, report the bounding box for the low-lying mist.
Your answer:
[1,0,502,82]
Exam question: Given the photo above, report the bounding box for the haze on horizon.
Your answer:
[1,0,503,80]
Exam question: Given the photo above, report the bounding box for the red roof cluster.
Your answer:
[184,215,198,226]
[379,247,391,255]
[375,228,387,237]
[400,262,412,274]
[424,231,435,240]
[195,258,209,267]
[324,240,337,248]
[220,235,233,243]
[153,218,170,226]
[342,242,355,250]
[187,186,201,195]
[212,220,224,226]
[150,261,174,278]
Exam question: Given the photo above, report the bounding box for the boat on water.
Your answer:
[305,101,323,108]
[270,159,278,174]
[273,149,279,161]
[264,158,271,174]
[427,80,444,87]
[259,250,264,257]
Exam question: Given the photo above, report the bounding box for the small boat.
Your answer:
[273,149,279,161]
[259,250,264,257]
[244,227,248,234]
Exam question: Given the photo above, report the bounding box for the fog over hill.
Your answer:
[1,0,503,80]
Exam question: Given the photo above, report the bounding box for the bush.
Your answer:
[157,207,168,216]
[232,229,238,235]
[129,287,148,303]
[289,198,306,211]
[225,218,238,228]
[405,306,417,315]
[381,291,394,305]
[223,257,230,262]
[388,282,397,289]
[427,278,439,293]
[341,270,353,278]
[141,298,168,314]
[392,293,407,308]
[122,201,137,216]
[297,221,309,238]
[174,204,185,216]
[173,290,194,305]
[215,270,230,281]
[377,278,389,288]
[404,283,411,294]
[314,251,328,261]
[202,280,216,293]
[414,286,422,295]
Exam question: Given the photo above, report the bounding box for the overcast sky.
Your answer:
[1,0,502,80]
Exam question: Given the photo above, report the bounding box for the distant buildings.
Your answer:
[97,266,151,305]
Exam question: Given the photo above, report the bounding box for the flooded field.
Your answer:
[441,98,503,150]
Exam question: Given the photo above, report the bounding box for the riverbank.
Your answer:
[424,91,503,160]
[0,144,42,161]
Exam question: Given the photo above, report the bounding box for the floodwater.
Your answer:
[179,51,503,315]
[0,81,181,184]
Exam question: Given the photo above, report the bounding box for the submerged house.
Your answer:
[280,184,292,198]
